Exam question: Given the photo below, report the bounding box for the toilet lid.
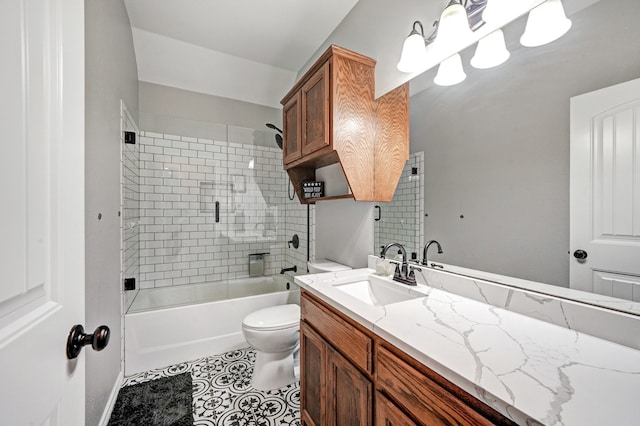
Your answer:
[242,304,300,330]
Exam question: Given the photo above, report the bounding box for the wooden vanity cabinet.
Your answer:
[281,45,409,203]
[375,391,416,426]
[300,290,516,426]
[300,321,372,426]
[300,293,373,426]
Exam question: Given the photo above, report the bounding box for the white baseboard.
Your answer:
[98,371,124,426]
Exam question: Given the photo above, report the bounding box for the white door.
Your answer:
[0,0,86,424]
[570,78,640,301]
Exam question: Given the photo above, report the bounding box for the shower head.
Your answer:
[266,123,283,149]
[266,123,283,133]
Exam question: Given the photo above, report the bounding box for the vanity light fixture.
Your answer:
[397,21,430,73]
[397,0,573,85]
[397,1,480,74]
[481,0,516,26]
[434,1,475,52]
[434,53,467,86]
[470,28,510,69]
[520,0,572,47]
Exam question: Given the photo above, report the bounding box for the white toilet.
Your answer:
[242,260,351,390]
[242,304,301,390]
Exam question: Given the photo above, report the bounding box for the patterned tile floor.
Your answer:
[122,348,301,425]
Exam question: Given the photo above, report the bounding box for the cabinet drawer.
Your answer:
[376,346,496,426]
[301,293,372,373]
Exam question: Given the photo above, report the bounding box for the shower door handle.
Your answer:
[374,205,381,221]
[215,201,220,223]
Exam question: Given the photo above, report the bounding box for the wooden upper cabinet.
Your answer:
[301,62,330,156]
[280,45,408,203]
[283,92,301,164]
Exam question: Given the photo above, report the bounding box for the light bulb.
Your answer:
[434,53,466,86]
[397,22,428,73]
[435,2,474,52]
[471,29,510,69]
[521,0,572,47]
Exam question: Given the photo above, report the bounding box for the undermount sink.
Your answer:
[334,275,423,307]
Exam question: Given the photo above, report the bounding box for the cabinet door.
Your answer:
[301,61,330,156]
[283,92,302,164]
[375,392,417,426]
[326,344,372,426]
[300,321,325,426]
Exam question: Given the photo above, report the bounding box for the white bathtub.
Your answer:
[124,275,300,375]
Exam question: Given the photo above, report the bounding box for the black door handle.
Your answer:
[375,205,381,221]
[66,324,110,359]
[573,249,588,260]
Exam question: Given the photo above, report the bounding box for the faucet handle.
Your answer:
[406,266,417,285]
[392,263,402,280]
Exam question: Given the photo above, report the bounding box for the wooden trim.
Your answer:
[298,194,354,204]
[301,61,331,156]
[301,290,374,374]
[281,45,376,105]
[375,341,517,426]
[375,391,420,426]
[300,321,325,426]
[332,53,376,201]
[374,83,410,202]
[326,344,372,425]
[282,92,302,164]
[284,146,338,170]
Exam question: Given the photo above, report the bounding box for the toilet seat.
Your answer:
[242,304,300,331]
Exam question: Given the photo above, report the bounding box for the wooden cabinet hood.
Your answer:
[280,45,409,203]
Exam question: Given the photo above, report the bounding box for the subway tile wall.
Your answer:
[137,130,307,288]
[283,190,314,276]
[374,152,424,260]
[120,101,140,369]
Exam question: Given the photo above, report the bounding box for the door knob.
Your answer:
[573,249,588,260]
[66,324,110,359]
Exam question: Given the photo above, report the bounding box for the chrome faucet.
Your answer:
[380,242,417,286]
[421,240,443,266]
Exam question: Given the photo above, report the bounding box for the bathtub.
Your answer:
[124,275,300,375]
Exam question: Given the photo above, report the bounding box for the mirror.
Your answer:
[374,152,425,261]
[395,0,640,313]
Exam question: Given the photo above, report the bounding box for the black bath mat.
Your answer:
[108,372,193,426]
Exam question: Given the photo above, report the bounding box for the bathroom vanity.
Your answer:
[300,290,513,425]
[294,258,640,425]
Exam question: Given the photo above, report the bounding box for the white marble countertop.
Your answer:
[294,268,640,426]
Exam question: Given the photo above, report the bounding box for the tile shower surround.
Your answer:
[138,131,309,289]
[375,152,424,258]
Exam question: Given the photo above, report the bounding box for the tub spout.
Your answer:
[280,265,297,274]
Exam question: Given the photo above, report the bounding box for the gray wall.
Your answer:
[85,0,138,424]
[139,81,281,139]
[411,0,640,286]
[315,199,374,269]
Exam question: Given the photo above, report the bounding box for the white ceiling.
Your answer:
[124,0,359,107]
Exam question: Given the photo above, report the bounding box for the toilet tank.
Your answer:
[307,259,352,274]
